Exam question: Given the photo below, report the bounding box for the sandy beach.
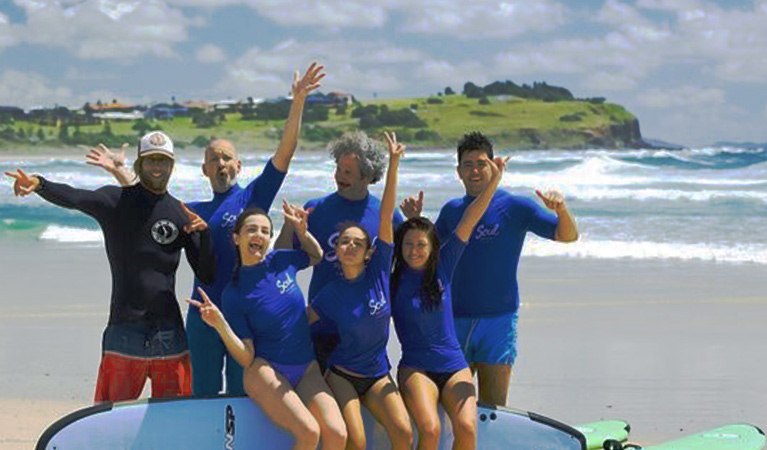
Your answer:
[1,237,764,448]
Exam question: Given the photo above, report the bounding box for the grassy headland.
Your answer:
[0,94,640,153]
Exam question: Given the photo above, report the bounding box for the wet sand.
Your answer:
[1,239,765,448]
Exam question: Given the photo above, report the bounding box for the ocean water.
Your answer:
[2,146,766,265]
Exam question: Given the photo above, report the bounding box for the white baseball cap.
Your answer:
[138,131,174,159]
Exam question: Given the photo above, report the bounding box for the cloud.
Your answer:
[214,40,424,99]
[637,85,725,109]
[0,70,76,108]
[195,43,226,63]
[0,12,18,49]
[13,0,194,59]
[400,0,568,38]
[582,71,638,91]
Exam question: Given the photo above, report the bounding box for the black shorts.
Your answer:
[329,366,391,397]
[424,369,461,392]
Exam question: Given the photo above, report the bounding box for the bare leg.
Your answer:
[295,362,347,450]
[439,368,477,450]
[397,368,441,450]
[326,370,367,450]
[363,375,414,450]
[243,358,320,450]
[472,363,511,406]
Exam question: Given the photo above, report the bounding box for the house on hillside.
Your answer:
[144,104,190,120]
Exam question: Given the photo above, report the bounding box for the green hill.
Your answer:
[0,94,642,152]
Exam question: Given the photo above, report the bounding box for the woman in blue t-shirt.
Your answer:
[188,205,347,450]
[390,154,504,450]
[307,132,413,450]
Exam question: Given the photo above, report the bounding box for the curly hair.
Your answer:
[457,131,494,164]
[328,131,386,184]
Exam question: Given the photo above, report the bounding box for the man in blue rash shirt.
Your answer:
[274,131,404,370]
[6,131,215,402]
[89,63,326,396]
[402,131,578,406]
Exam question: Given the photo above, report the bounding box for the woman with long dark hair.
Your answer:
[307,131,413,450]
[188,205,346,450]
[390,155,505,450]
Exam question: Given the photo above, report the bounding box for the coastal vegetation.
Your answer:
[0,81,642,152]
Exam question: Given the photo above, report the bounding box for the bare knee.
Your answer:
[452,415,477,442]
[346,430,366,450]
[389,418,414,448]
[294,417,321,449]
[416,418,441,445]
[319,420,347,450]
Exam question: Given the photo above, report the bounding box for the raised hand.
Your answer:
[282,199,310,236]
[383,130,406,160]
[292,62,326,100]
[535,188,566,212]
[490,156,509,181]
[181,203,208,233]
[400,190,424,219]
[186,288,225,329]
[84,143,128,173]
[5,168,40,197]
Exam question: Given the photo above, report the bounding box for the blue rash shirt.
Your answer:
[221,250,315,366]
[302,192,404,301]
[187,158,285,309]
[311,240,394,378]
[434,190,558,318]
[391,233,468,373]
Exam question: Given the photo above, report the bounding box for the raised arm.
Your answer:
[378,131,405,244]
[454,156,507,242]
[84,143,136,186]
[187,288,254,368]
[271,62,326,173]
[6,168,115,216]
[282,199,323,266]
[535,189,578,242]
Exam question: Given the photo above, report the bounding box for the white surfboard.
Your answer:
[36,396,586,449]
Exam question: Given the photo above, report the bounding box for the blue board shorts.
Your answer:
[454,311,518,366]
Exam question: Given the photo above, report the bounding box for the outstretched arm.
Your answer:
[6,168,40,196]
[454,156,507,242]
[84,143,136,186]
[187,288,254,368]
[271,62,326,173]
[282,199,323,266]
[535,189,578,242]
[378,131,405,244]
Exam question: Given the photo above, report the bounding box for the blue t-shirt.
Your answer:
[391,234,468,373]
[311,240,393,377]
[302,192,404,301]
[188,159,285,309]
[434,190,558,318]
[222,250,314,365]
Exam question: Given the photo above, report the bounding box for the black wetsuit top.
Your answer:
[37,177,216,357]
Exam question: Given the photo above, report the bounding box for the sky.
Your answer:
[0,0,766,147]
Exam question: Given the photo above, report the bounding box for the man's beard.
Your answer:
[139,171,171,193]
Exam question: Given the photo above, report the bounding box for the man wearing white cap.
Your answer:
[6,131,216,403]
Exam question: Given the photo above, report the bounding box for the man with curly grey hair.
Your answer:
[275,131,404,369]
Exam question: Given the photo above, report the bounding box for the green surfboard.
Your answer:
[627,424,765,450]
[574,420,631,449]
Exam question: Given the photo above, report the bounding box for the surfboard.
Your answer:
[36,396,587,449]
[574,420,631,449]
[619,424,765,450]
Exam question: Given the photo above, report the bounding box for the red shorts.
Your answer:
[94,352,192,403]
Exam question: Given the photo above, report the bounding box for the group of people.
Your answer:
[6,62,578,450]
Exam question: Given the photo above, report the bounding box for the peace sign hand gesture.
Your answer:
[383,130,406,160]
[535,189,566,213]
[181,203,208,233]
[5,168,40,197]
[186,288,225,330]
[282,199,310,237]
[292,62,326,100]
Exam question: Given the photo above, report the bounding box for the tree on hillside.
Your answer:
[463,82,483,98]
[445,86,455,95]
